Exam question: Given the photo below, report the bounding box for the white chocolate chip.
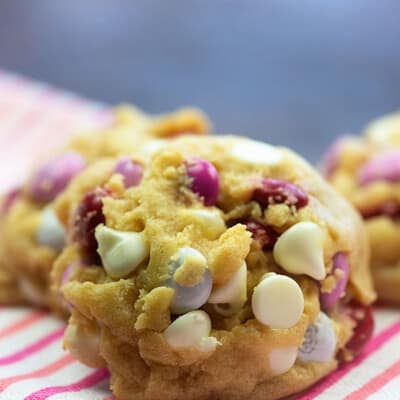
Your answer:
[64,323,104,368]
[269,347,298,375]
[231,139,283,166]
[164,310,217,352]
[139,139,168,160]
[208,262,247,305]
[273,222,326,280]
[179,209,226,239]
[18,278,46,306]
[36,207,66,251]
[252,273,304,329]
[298,311,336,363]
[95,225,149,278]
[197,336,220,353]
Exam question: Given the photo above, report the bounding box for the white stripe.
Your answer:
[322,326,400,397]
[373,308,400,333]
[367,374,400,400]
[0,309,33,330]
[0,360,93,399]
[0,317,63,360]
[0,339,65,378]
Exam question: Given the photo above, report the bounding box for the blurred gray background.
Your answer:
[1,0,400,162]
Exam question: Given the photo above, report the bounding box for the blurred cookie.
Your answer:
[0,106,210,314]
[322,112,400,304]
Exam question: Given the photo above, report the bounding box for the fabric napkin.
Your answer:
[0,69,399,400]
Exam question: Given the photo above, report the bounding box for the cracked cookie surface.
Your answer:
[54,135,375,399]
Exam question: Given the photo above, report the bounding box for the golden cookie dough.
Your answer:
[323,111,400,304]
[0,106,210,313]
[53,135,375,400]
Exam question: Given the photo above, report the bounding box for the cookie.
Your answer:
[322,112,400,304]
[54,135,375,399]
[0,106,210,314]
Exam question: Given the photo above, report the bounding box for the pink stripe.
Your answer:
[0,326,64,366]
[297,319,400,400]
[0,89,57,150]
[1,88,56,142]
[0,311,47,340]
[0,354,74,391]
[344,359,400,400]
[24,368,110,400]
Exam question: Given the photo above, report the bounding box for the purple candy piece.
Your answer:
[29,152,86,202]
[185,157,219,206]
[168,269,213,315]
[252,178,308,209]
[358,150,400,186]
[320,252,350,310]
[60,261,87,310]
[114,156,143,188]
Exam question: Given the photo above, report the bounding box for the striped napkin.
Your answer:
[0,70,399,400]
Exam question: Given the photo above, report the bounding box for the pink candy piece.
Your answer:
[358,150,400,186]
[73,187,110,254]
[61,264,74,286]
[60,263,78,311]
[343,302,374,360]
[185,157,220,206]
[28,152,86,202]
[1,187,20,215]
[244,220,277,250]
[320,252,350,310]
[114,157,143,188]
[361,201,400,219]
[252,178,308,209]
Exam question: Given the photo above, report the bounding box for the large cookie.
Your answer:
[54,135,375,399]
[0,106,209,314]
[322,112,400,304]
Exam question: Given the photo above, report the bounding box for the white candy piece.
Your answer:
[269,347,298,375]
[252,273,304,329]
[208,262,247,305]
[298,311,336,363]
[164,310,218,352]
[171,247,208,272]
[36,207,66,251]
[95,225,149,278]
[231,138,283,166]
[179,209,226,239]
[273,222,326,281]
[168,247,212,314]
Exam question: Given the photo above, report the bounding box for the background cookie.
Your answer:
[322,112,400,304]
[0,107,210,314]
[55,135,375,400]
